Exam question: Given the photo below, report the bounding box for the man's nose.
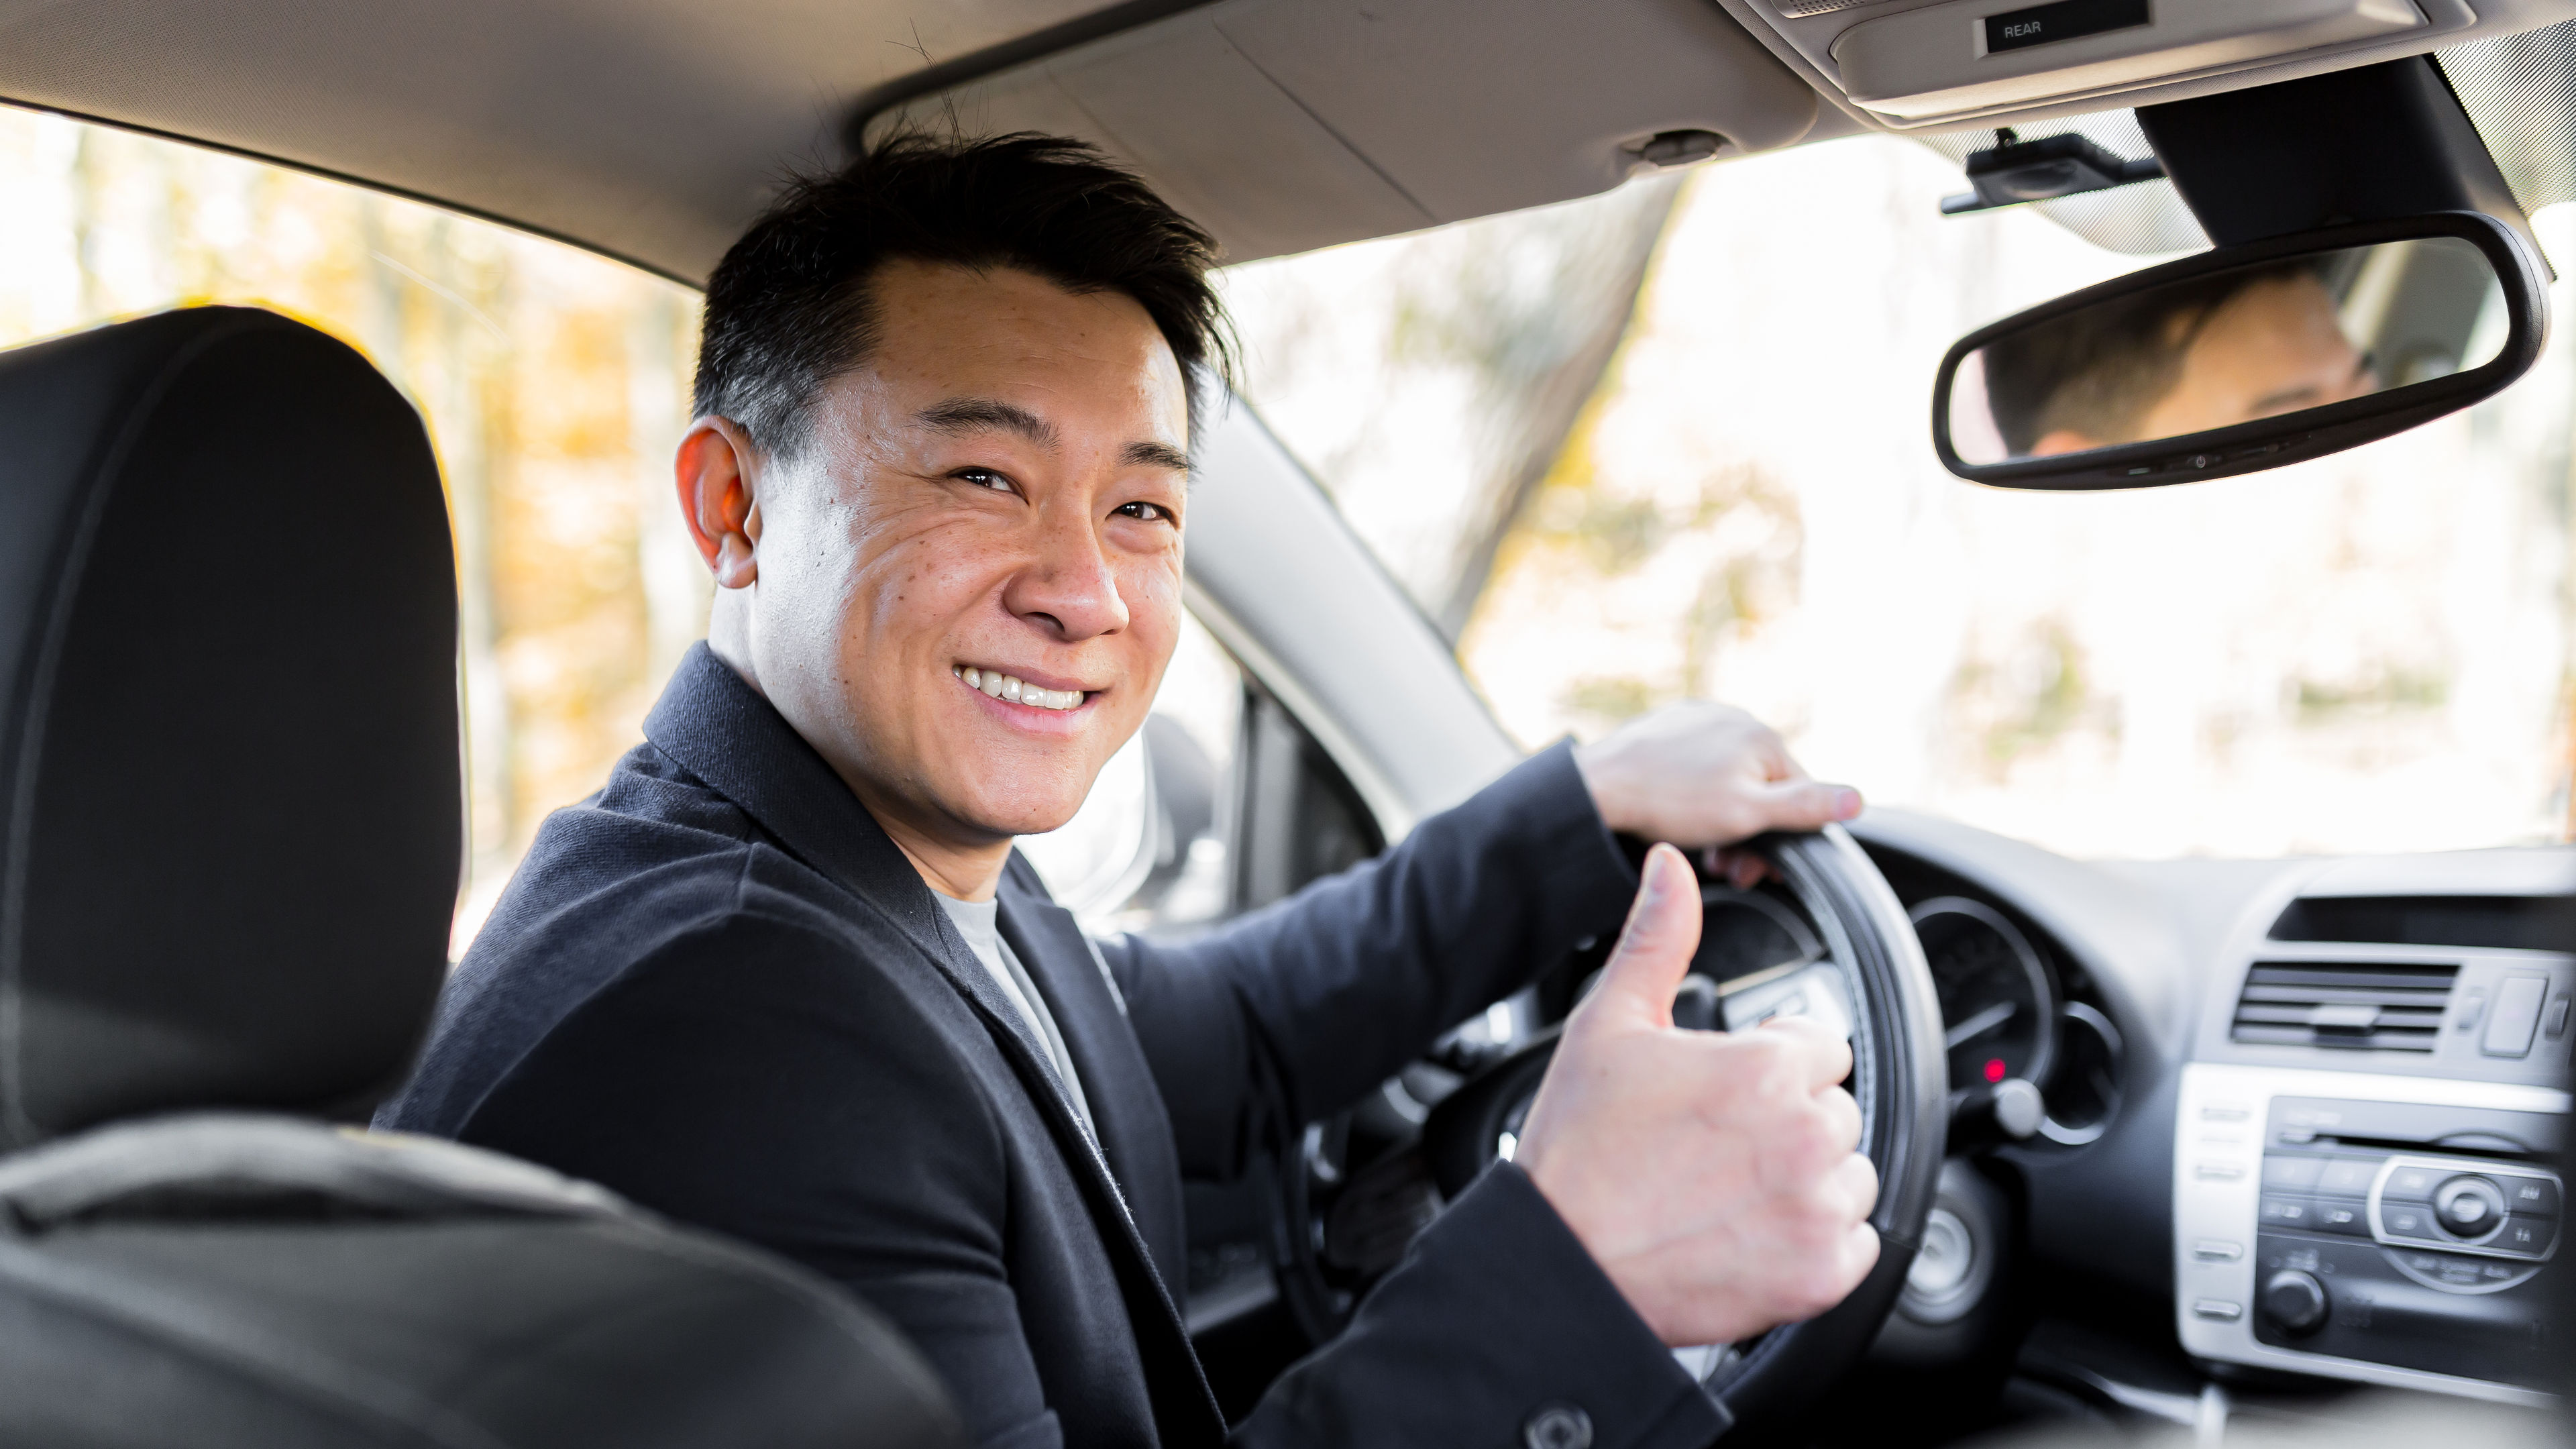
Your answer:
[1002,504,1130,642]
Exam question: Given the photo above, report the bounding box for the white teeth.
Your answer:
[955,667,1085,711]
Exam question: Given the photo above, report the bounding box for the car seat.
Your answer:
[0,306,962,1449]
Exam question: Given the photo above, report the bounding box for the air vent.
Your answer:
[2231,961,2459,1051]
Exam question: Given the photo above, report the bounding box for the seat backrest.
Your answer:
[0,307,961,1448]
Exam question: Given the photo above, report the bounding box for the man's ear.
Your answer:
[676,417,763,590]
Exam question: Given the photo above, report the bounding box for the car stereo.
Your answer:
[2176,1065,2565,1401]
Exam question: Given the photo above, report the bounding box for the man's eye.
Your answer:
[957,468,1014,492]
[1115,501,1174,523]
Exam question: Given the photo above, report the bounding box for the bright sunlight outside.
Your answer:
[1224,135,2576,860]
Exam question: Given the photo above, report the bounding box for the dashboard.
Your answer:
[1845,810,2571,1411]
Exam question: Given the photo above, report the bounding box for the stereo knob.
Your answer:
[2434,1176,2506,1239]
[2259,1269,2328,1334]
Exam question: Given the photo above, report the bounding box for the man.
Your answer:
[1984,259,2379,457]
[380,133,1878,1449]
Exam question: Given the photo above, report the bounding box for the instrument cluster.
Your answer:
[1870,854,2125,1147]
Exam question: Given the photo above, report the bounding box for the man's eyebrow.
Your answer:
[1123,440,1191,474]
[916,397,1058,448]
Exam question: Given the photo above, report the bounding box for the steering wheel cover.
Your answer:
[1699,824,1947,1427]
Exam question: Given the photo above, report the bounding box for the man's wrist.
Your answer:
[1348,1161,1733,1449]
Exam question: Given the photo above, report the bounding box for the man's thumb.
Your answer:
[1589,843,1703,1030]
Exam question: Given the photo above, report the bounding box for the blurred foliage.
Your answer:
[1944,620,2101,780]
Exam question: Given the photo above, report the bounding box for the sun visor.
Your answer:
[1711,0,2576,129]
[865,0,1821,264]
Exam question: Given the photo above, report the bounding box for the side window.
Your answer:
[0,114,703,959]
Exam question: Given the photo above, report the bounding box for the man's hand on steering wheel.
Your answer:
[1515,843,1884,1346]
[1572,700,1864,887]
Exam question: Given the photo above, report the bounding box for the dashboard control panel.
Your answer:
[2175,1063,2567,1403]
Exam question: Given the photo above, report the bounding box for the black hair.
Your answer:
[693,131,1232,458]
[1983,259,2331,454]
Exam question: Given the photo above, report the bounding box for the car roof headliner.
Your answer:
[3,0,2569,286]
[0,0,1196,284]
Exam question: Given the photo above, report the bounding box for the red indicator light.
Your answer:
[1983,1058,2006,1083]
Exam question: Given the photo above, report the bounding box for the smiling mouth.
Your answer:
[953,665,1087,712]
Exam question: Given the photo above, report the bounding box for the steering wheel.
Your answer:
[1275,825,1947,1432]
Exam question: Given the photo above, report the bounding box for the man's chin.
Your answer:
[936,784,1088,843]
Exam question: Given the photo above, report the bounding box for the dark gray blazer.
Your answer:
[378,645,1728,1449]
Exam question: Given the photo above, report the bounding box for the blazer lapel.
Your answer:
[641,647,1224,1446]
[996,864,1190,1293]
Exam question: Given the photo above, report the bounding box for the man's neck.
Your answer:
[879,817,1014,902]
[708,625,1013,902]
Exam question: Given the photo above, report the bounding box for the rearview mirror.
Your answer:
[1933,213,2547,490]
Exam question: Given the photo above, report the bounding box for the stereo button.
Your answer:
[2502,1177,2559,1218]
[2315,1157,2379,1197]
[2383,1164,2442,1201]
[2192,1240,2244,1261]
[2262,1157,2324,1190]
[2192,1299,2243,1321]
[2381,1203,2435,1238]
[2259,1196,2314,1227]
[2499,1216,2556,1254]
[2311,1201,2367,1235]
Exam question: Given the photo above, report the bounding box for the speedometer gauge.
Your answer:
[1908,896,2057,1091]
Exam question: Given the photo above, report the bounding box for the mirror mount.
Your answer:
[1938,128,2168,217]
[2139,56,2540,263]
[1932,210,2547,490]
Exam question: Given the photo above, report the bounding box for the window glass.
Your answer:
[1223,132,2576,859]
[0,112,704,950]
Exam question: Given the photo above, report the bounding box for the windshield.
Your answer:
[6,105,2568,881]
[1221,133,2576,859]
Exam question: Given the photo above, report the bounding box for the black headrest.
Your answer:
[0,307,460,1151]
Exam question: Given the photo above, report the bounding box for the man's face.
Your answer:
[2025,272,2379,458]
[2132,273,2379,441]
[746,258,1190,851]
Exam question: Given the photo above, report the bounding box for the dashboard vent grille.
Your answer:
[2231,961,2459,1051]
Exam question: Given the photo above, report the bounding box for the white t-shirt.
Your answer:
[933,892,1096,1137]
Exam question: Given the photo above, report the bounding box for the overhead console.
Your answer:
[858,0,1823,265]
[2176,855,2573,1403]
[1707,0,2576,128]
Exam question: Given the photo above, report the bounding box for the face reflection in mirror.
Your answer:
[2057,271,2374,453]
[1956,238,2503,465]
